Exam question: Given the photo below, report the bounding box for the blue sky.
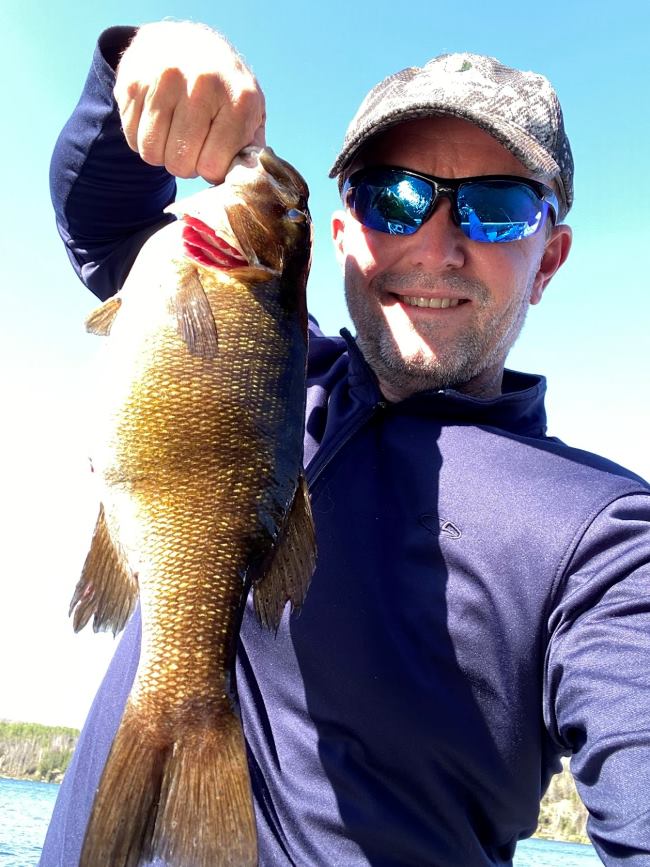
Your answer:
[1,0,648,728]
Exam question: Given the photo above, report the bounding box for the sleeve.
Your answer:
[49,26,177,301]
[38,610,141,867]
[544,491,650,865]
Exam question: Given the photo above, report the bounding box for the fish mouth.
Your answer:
[229,146,262,172]
[169,145,309,275]
[181,216,249,271]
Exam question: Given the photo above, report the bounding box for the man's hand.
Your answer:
[114,21,266,183]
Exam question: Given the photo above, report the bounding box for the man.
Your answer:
[42,21,650,867]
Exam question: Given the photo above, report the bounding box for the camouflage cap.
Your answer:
[329,53,574,219]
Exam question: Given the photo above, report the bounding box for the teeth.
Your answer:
[402,296,461,309]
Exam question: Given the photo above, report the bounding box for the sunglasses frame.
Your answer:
[342,165,559,241]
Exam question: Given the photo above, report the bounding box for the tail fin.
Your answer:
[79,705,257,867]
[153,716,257,866]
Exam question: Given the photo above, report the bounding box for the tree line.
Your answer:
[0,720,80,784]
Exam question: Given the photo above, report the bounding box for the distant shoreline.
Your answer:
[0,720,79,785]
[0,720,588,842]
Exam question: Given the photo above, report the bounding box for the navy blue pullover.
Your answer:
[42,27,650,867]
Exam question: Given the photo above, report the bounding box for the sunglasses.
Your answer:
[342,165,559,243]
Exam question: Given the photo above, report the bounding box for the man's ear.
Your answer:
[530,224,572,305]
[331,209,348,270]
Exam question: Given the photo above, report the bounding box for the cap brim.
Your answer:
[329,106,570,218]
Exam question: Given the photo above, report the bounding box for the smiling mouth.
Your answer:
[398,295,469,309]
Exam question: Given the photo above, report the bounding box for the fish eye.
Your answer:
[286,208,307,223]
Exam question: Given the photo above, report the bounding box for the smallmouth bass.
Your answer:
[69,147,315,867]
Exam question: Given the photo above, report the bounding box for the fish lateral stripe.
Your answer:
[182,216,248,270]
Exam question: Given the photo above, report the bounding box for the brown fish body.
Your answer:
[71,149,315,867]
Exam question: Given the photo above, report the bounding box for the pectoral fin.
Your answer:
[85,297,122,336]
[169,265,219,358]
[253,474,317,631]
[70,503,138,636]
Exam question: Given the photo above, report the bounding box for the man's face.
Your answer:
[332,116,571,401]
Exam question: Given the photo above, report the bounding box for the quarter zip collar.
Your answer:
[339,328,549,439]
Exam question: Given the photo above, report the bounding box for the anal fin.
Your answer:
[253,474,317,631]
[70,503,138,636]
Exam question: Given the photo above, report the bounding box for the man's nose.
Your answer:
[403,197,466,271]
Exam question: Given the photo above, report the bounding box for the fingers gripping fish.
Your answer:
[69,147,316,867]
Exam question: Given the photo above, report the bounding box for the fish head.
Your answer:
[228,147,312,275]
[168,147,312,285]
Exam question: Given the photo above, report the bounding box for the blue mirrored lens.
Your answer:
[457,181,546,243]
[352,171,432,235]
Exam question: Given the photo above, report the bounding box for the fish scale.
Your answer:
[114,284,294,705]
[69,147,315,867]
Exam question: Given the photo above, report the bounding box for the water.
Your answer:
[0,776,601,866]
[514,837,601,865]
[0,777,59,867]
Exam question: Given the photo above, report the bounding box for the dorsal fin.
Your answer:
[252,474,317,631]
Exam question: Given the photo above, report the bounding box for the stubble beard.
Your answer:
[345,267,534,398]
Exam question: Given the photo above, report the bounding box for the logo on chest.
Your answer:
[419,514,462,540]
